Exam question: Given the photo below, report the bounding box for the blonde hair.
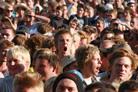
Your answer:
[75,44,99,69]
[6,46,31,70]
[13,71,44,92]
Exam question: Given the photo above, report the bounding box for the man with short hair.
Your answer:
[13,71,44,92]
[130,16,138,29]
[0,46,31,92]
[0,40,14,77]
[75,44,102,85]
[35,53,62,82]
[108,48,138,82]
[54,29,74,60]
[1,27,16,42]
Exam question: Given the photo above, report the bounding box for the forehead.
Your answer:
[113,56,132,65]
[78,7,84,10]
[58,33,72,39]
[1,29,13,33]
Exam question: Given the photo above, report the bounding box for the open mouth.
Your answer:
[64,47,67,51]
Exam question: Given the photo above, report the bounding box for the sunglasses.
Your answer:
[25,15,34,18]
[6,10,13,12]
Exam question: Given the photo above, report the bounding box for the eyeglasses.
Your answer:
[6,10,13,12]
[25,15,34,18]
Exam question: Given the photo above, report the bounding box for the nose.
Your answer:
[10,61,15,66]
[120,65,125,71]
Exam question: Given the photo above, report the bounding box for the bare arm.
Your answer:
[35,15,51,23]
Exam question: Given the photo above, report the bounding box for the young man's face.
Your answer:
[95,20,104,32]
[86,52,102,76]
[124,10,131,19]
[0,46,11,62]
[90,33,96,42]
[1,29,15,42]
[56,33,72,58]
[25,11,35,23]
[56,78,78,92]
[130,18,138,29]
[7,55,28,76]
[14,85,37,92]
[108,13,116,21]
[110,56,133,81]
[35,58,54,81]
[128,3,136,12]
[56,10,63,18]
[77,7,84,17]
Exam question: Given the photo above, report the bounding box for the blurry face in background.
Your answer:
[5,7,13,17]
[128,3,136,12]
[26,0,34,9]
[108,13,116,21]
[77,7,84,17]
[130,18,138,29]
[56,10,63,18]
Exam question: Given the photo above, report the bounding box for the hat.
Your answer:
[104,4,113,10]
[127,0,135,4]
[32,4,43,13]
[14,3,30,12]
[16,26,30,35]
[53,71,84,92]
[62,54,76,69]
[95,16,105,22]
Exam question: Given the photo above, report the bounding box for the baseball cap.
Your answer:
[62,54,76,69]
[127,0,135,4]
[16,26,30,35]
[104,4,113,11]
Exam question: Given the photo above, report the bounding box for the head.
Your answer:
[53,71,84,92]
[119,80,138,92]
[4,3,13,17]
[73,32,81,50]
[25,10,35,24]
[127,2,136,12]
[56,6,63,18]
[25,0,34,9]
[1,27,16,42]
[35,53,62,82]
[0,39,14,62]
[13,71,44,92]
[83,26,98,42]
[110,19,120,30]
[107,9,118,21]
[40,37,56,54]
[77,4,85,17]
[54,29,73,59]
[124,7,133,19]
[75,44,102,76]
[78,31,90,45]
[6,46,31,76]
[100,28,114,40]
[130,16,138,29]
[108,48,138,82]
[95,17,105,33]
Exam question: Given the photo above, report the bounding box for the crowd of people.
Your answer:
[0,0,138,92]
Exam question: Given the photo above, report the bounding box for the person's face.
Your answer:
[110,56,133,81]
[25,12,35,22]
[77,7,84,17]
[90,33,96,42]
[73,34,81,49]
[17,7,25,16]
[124,10,131,19]
[0,46,10,62]
[56,33,72,57]
[115,0,122,5]
[5,7,13,17]
[35,7,39,15]
[88,9,94,18]
[63,6,68,15]
[129,33,137,48]
[108,13,116,21]
[86,52,102,76]
[131,18,138,29]
[128,4,136,12]
[56,10,63,18]
[7,55,28,76]
[95,20,104,32]
[1,29,15,41]
[14,85,37,92]
[35,58,54,81]
[56,78,78,92]
[26,0,34,9]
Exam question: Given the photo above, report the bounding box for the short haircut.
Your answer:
[56,6,64,11]
[77,4,85,10]
[54,29,73,46]
[131,16,138,21]
[131,28,138,41]
[12,34,26,47]
[97,88,116,92]
[108,9,118,17]
[119,80,138,92]
[37,23,53,34]
[25,35,46,54]
[33,48,52,62]
[100,28,114,39]
[83,26,98,38]
[78,31,90,44]
[40,36,55,49]
[0,39,14,49]
[108,48,138,70]
[13,71,44,92]
[124,7,134,16]
[75,44,99,69]
[6,46,31,70]
[37,54,62,75]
